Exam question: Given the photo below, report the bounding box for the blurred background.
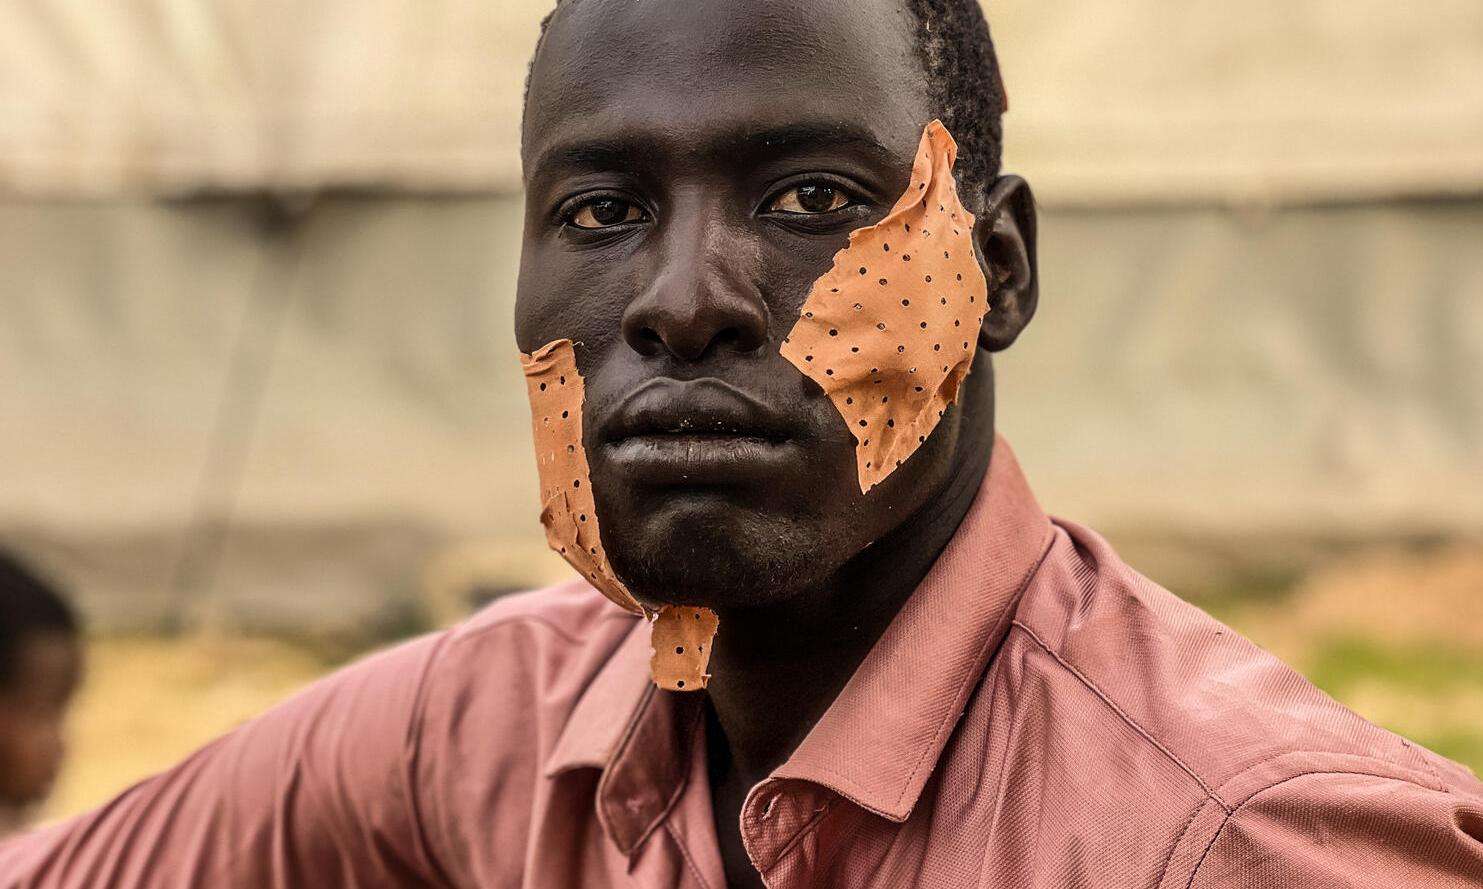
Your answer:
[1,1,1480,820]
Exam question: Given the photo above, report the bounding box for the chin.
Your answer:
[602,493,837,610]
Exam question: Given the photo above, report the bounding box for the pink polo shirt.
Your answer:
[4,439,1482,887]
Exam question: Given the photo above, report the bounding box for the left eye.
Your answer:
[569,198,645,229]
[768,183,852,215]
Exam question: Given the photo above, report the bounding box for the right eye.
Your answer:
[766,183,854,215]
[568,197,645,229]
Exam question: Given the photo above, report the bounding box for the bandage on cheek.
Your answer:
[780,120,990,493]
[521,339,719,692]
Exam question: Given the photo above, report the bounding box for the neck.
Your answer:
[704,378,996,779]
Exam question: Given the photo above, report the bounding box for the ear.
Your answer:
[973,175,1038,353]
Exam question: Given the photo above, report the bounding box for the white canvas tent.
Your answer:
[3,1,1482,203]
[2,2,1480,634]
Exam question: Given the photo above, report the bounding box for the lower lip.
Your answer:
[605,434,801,484]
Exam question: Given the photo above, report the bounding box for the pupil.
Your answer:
[590,200,628,225]
[797,185,837,213]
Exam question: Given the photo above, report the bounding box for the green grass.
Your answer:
[1196,545,1483,777]
[1298,635,1483,770]
[1305,636,1483,697]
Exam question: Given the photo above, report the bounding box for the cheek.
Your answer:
[778,122,988,495]
[521,339,644,615]
[757,238,854,338]
[515,241,637,356]
[0,717,64,798]
[17,719,63,766]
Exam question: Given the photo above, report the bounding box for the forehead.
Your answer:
[523,0,929,173]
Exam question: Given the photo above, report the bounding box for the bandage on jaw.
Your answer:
[780,120,990,493]
[521,339,719,692]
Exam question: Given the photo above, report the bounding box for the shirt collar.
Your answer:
[544,435,1053,847]
[773,436,1053,821]
[544,623,654,779]
[544,612,705,856]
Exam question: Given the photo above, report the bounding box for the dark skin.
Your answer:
[0,632,81,813]
[519,1,1037,885]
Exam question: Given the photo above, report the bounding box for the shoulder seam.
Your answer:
[1180,768,1443,889]
[1155,797,1219,889]
[1407,741,1449,793]
[1009,619,1231,813]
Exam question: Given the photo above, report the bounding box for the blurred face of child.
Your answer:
[0,632,82,808]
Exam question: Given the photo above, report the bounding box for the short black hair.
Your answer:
[0,551,78,691]
[525,0,1006,210]
[902,0,1007,209]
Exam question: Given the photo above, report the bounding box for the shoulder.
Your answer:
[1179,771,1483,886]
[1006,518,1483,883]
[444,577,641,660]
[0,581,638,888]
[1013,518,1481,798]
[302,579,638,735]
[295,579,639,782]
[184,579,638,788]
[405,580,643,883]
[420,578,642,727]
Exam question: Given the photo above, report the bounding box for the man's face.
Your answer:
[0,633,80,808]
[518,0,975,609]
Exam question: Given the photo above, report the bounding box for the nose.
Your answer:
[620,217,769,363]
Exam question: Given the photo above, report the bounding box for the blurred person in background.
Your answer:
[0,552,81,840]
[3,1,1483,887]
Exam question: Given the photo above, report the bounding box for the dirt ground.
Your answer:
[41,545,1483,822]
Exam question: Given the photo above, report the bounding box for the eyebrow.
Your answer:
[533,139,657,178]
[733,123,898,167]
[529,120,899,181]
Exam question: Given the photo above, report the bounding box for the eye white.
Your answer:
[571,200,642,229]
[770,185,849,214]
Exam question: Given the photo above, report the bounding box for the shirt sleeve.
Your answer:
[0,632,449,889]
[1188,771,1483,888]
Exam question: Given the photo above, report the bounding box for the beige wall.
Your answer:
[3,2,1480,632]
[2,194,1479,633]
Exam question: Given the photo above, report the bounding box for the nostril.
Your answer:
[714,323,767,355]
[714,327,741,348]
[621,325,666,358]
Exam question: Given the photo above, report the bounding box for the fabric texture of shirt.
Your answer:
[4,438,1482,888]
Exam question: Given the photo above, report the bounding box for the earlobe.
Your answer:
[974,175,1038,353]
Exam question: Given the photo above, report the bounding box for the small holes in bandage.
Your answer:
[778,120,991,493]
[522,339,719,692]
[651,606,720,693]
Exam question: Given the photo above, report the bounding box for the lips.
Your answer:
[600,377,801,484]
